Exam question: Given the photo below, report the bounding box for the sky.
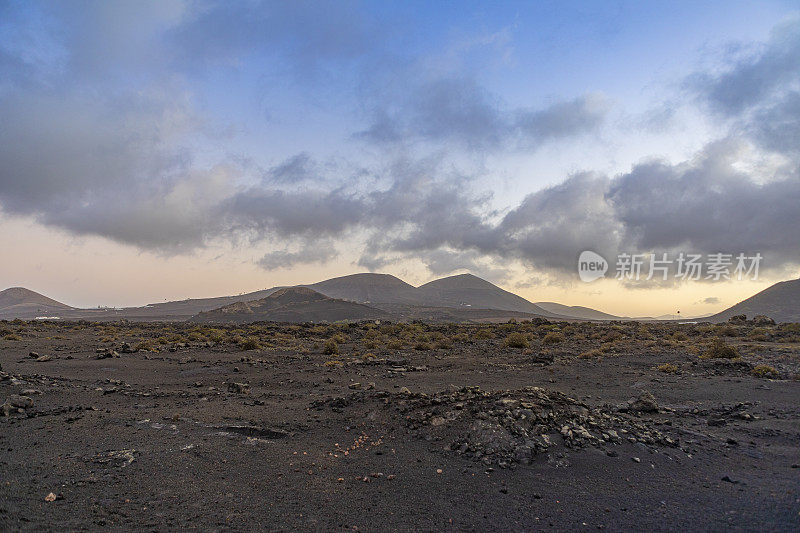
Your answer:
[1,0,799,316]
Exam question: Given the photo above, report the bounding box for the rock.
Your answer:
[627,391,658,413]
[753,315,775,325]
[721,475,739,484]
[28,352,39,358]
[35,355,52,362]
[728,315,747,323]
[348,382,362,390]
[227,382,250,394]
[96,350,118,359]
[365,382,376,390]
[119,342,135,353]
[632,457,641,463]
[8,395,33,409]
[399,387,412,395]
[20,389,41,396]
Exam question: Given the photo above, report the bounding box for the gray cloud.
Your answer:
[701,297,721,305]
[357,75,609,151]
[0,2,798,286]
[224,188,365,239]
[258,241,338,270]
[692,18,800,116]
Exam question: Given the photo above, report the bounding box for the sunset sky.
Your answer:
[1,0,799,316]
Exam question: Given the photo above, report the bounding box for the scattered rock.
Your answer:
[316,386,677,467]
[625,391,659,413]
[227,382,250,394]
[35,355,52,362]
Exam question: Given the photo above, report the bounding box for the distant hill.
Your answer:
[128,288,284,319]
[415,274,556,316]
[708,278,800,323]
[190,287,386,324]
[306,273,420,305]
[535,302,622,321]
[0,287,73,319]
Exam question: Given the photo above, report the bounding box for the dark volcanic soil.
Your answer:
[1,319,799,531]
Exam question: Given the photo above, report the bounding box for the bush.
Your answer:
[386,338,404,350]
[542,332,565,345]
[701,338,738,359]
[657,363,679,373]
[751,365,778,378]
[578,349,602,359]
[414,342,432,351]
[474,329,495,340]
[239,337,261,351]
[3,334,22,341]
[503,332,529,349]
[323,339,339,355]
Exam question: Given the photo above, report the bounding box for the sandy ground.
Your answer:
[1,320,799,531]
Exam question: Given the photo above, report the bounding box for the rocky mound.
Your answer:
[315,386,677,467]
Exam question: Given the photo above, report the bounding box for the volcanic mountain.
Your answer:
[190,287,386,324]
[708,277,800,323]
[305,273,420,305]
[0,287,73,319]
[415,274,554,316]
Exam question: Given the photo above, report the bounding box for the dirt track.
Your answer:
[1,320,799,531]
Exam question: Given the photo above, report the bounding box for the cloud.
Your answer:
[691,18,800,116]
[357,75,609,151]
[258,241,338,270]
[1,2,798,286]
[701,297,721,305]
[691,17,800,157]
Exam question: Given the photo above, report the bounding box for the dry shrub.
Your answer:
[751,365,778,378]
[323,339,339,355]
[503,332,529,349]
[701,338,738,359]
[542,332,565,345]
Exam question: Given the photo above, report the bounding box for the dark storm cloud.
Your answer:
[358,75,609,150]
